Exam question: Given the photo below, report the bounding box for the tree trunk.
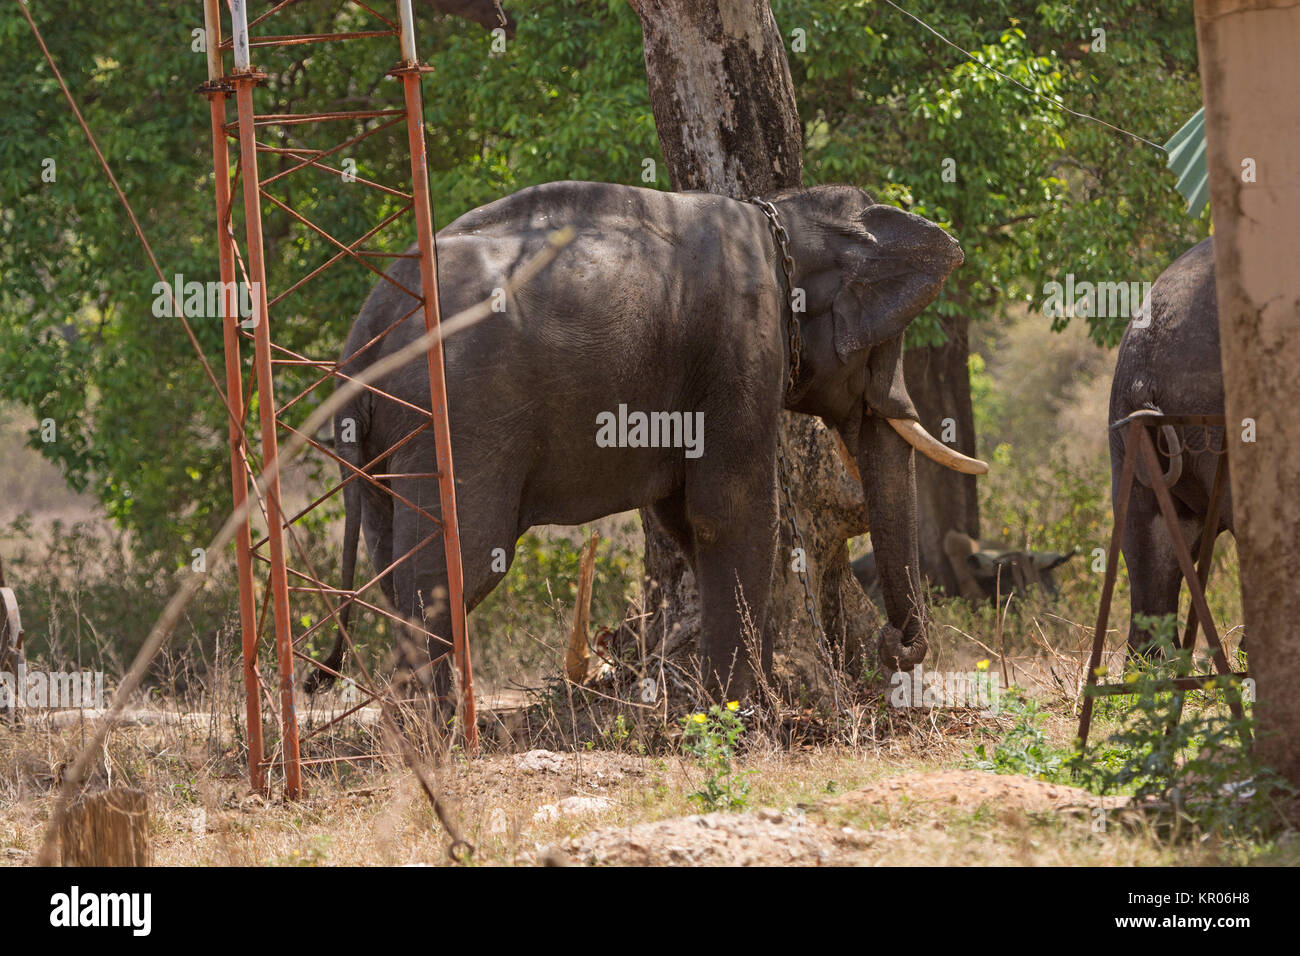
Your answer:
[903,310,980,595]
[1195,0,1300,789]
[627,0,880,695]
[58,789,151,866]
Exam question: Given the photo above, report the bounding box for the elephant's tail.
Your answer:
[304,419,364,694]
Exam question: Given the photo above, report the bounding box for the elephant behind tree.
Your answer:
[1109,237,1229,653]
[307,181,981,704]
[851,532,1074,608]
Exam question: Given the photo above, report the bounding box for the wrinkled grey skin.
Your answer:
[308,181,962,700]
[1109,237,1228,653]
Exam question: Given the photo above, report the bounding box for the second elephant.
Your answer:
[1109,237,1229,653]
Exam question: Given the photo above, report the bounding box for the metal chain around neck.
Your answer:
[750,196,841,717]
[750,197,803,399]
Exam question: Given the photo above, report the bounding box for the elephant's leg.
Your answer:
[389,472,520,729]
[648,486,693,557]
[686,466,778,699]
[387,477,457,721]
[1123,486,1203,658]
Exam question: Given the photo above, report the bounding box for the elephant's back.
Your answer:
[1147,237,1218,346]
[1110,237,1221,422]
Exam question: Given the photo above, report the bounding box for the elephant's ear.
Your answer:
[831,204,963,363]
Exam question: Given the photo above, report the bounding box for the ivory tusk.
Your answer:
[1159,425,1183,486]
[887,418,990,475]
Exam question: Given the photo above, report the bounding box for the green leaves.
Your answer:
[2,0,1209,567]
[779,0,1204,346]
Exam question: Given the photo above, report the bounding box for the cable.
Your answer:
[17,0,244,433]
[879,0,1167,152]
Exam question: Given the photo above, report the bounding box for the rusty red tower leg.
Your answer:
[394,0,477,755]
[202,0,266,796]
[229,0,303,799]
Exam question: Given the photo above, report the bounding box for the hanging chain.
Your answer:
[751,197,803,397]
[752,197,841,715]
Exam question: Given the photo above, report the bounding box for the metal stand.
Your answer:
[1077,412,1248,748]
[199,0,477,799]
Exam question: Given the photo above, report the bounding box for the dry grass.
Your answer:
[2,690,1293,866]
[0,311,1281,867]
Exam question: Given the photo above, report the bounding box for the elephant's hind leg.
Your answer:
[686,463,778,699]
[387,473,520,734]
[1123,485,1204,659]
[387,477,459,727]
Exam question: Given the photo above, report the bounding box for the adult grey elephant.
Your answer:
[307,181,979,701]
[1109,237,1228,654]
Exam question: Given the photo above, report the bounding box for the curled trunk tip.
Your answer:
[877,622,927,672]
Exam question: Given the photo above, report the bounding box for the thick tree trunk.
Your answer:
[903,311,980,595]
[1195,0,1300,788]
[627,0,880,694]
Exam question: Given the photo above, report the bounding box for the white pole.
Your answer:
[397,0,418,66]
[202,0,222,82]
[230,0,251,73]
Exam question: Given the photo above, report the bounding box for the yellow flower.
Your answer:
[976,659,990,672]
[726,701,739,711]
[691,713,707,724]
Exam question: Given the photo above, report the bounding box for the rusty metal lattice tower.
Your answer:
[199,0,476,798]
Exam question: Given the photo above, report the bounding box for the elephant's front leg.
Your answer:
[687,463,779,700]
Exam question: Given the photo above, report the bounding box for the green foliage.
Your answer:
[982,443,1110,554]
[681,702,752,812]
[779,0,1205,346]
[967,351,1002,440]
[972,687,1069,781]
[1077,618,1290,839]
[2,0,1207,580]
[971,621,1291,840]
[0,512,239,669]
[471,527,639,677]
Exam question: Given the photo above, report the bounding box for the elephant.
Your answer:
[306,180,981,703]
[1108,236,1228,653]
[851,531,1074,607]
[940,531,1074,605]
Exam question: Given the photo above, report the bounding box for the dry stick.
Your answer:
[943,624,1035,691]
[997,589,1013,690]
[564,532,599,683]
[34,231,574,867]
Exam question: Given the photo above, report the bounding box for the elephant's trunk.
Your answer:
[860,417,928,671]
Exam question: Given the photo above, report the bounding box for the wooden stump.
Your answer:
[58,788,151,866]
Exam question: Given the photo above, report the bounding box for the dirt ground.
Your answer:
[0,701,1293,867]
[543,767,1127,866]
